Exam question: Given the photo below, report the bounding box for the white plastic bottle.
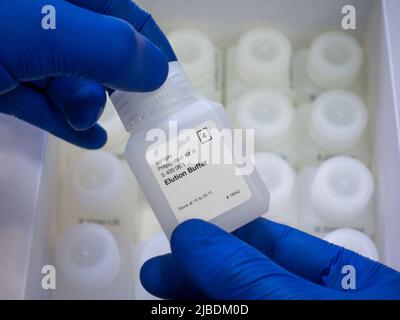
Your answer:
[132,234,170,299]
[168,29,223,102]
[292,32,364,104]
[98,95,130,156]
[59,150,138,240]
[111,62,269,239]
[52,223,133,299]
[225,28,292,104]
[229,88,296,165]
[254,152,298,227]
[297,90,369,167]
[323,228,379,261]
[299,156,375,236]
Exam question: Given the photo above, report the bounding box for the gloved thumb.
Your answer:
[166,219,335,299]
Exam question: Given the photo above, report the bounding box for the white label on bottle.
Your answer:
[146,121,252,222]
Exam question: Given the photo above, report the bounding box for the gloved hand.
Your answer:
[141,218,400,299]
[0,0,176,148]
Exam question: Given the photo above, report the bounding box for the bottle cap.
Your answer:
[311,156,374,222]
[236,28,292,85]
[324,228,379,261]
[56,223,121,291]
[111,62,197,132]
[98,96,129,155]
[309,90,368,152]
[168,29,215,87]
[254,152,295,215]
[236,88,294,148]
[307,31,363,89]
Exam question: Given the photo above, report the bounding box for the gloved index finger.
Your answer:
[233,218,370,285]
[66,0,177,61]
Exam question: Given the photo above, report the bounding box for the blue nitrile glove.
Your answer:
[141,219,400,299]
[0,0,176,148]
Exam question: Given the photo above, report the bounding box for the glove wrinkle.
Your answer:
[0,59,19,95]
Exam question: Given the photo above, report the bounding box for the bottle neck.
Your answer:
[110,62,198,133]
[127,97,197,135]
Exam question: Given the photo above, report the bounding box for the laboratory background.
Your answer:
[0,0,400,300]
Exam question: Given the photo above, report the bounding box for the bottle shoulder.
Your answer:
[128,99,230,137]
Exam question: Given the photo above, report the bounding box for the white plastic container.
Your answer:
[133,234,170,299]
[230,88,297,165]
[299,156,375,236]
[52,223,134,299]
[254,152,298,227]
[98,95,130,156]
[111,62,269,239]
[58,151,138,240]
[168,29,223,102]
[324,228,379,261]
[296,90,370,167]
[308,32,364,90]
[225,28,292,104]
[292,31,365,105]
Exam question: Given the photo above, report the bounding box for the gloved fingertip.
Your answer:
[140,254,203,300]
[65,83,106,130]
[170,219,223,256]
[140,257,166,297]
[106,21,169,92]
[138,15,177,62]
[72,124,108,150]
[171,219,211,244]
[136,37,169,91]
[90,125,108,149]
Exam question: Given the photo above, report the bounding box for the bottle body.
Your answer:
[299,157,375,237]
[123,100,269,238]
[52,223,134,299]
[58,150,138,241]
[292,32,365,105]
[323,228,379,261]
[168,29,223,102]
[225,28,292,104]
[229,88,297,166]
[254,152,298,228]
[296,90,370,167]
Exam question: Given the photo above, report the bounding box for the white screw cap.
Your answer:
[309,90,368,152]
[324,228,379,261]
[311,156,374,222]
[236,88,294,148]
[168,29,215,87]
[56,223,121,291]
[236,28,292,85]
[254,152,295,215]
[111,62,196,132]
[307,31,363,89]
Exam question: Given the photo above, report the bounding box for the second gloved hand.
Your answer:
[141,218,400,299]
